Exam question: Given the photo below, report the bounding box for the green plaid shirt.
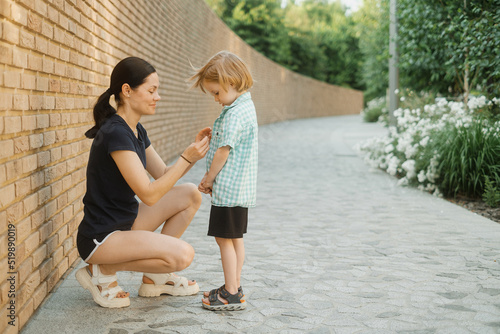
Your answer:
[206,92,258,207]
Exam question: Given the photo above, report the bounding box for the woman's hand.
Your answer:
[182,136,210,163]
[196,127,212,143]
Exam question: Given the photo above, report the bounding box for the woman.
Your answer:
[75,57,211,308]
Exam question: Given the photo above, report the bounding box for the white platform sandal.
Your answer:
[138,273,200,297]
[75,264,130,308]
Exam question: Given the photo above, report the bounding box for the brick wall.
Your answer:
[0,0,362,331]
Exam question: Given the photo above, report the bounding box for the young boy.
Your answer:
[190,51,258,311]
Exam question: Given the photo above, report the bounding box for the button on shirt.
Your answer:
[206,92,258,207]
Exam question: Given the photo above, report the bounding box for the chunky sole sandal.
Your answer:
[138,273,199,297]
[202,286,246,311]
[75,264,130,308]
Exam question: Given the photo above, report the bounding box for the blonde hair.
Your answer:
[189,51,253,93]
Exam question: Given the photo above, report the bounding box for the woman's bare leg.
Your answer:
[88,230,195,273]
[132,183,202,238]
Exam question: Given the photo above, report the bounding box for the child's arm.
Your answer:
[201,146,230,193]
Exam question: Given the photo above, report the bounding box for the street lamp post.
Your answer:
[389,0,399,126]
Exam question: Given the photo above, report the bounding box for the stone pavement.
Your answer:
[21,115,500,334]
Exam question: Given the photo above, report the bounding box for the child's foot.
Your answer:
[202,286,246,311]
[203,285,242,298]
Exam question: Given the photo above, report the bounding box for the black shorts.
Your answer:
[77,231,119,262]
[208,205,248,239]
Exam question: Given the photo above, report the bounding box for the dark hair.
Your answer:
[85,57,156,138]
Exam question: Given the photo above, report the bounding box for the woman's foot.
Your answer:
[138,272,200,297]
[75,264,130,308]
[89,265,129,299]
[142,273,197,287]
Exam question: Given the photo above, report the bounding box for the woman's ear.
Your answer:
[121,83,131,98]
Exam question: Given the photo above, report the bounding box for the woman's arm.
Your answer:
[145,146,169,180]
[145,127,212,180]
[111,136,209,206]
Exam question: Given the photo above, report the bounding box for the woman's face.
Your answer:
[128,72,161,115]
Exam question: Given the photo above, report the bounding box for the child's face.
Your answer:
[203,80,242,107]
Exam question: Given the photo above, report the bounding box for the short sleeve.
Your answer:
[105,123,137,155]
[137,122,151,149]
[220,112,242,149]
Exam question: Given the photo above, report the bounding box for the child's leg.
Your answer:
[215,237,239,294]
[232,238,245,288]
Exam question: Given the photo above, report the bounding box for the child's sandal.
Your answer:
[202,286,246,311]
[75,264,130,308]
[204,285,243,298]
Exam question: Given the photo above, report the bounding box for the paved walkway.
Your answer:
[22,115,500,334]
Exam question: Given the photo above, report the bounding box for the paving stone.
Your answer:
[21,116,500,334]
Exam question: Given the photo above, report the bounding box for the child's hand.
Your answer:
[198,173,213,196]
[196,127,212,143]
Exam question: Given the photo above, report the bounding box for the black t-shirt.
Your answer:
[78,114,151,238]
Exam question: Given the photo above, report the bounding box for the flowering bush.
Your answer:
[356,94,500,199]
[361,97,388,123]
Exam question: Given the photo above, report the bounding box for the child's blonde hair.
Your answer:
[190,51,253,93]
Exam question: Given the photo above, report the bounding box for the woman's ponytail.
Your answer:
[85,57,156,139]
[85,88,116,138]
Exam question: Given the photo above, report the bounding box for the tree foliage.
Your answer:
[205,0,365,90]
[398,0,500,99]
[353,0,389,101]
[206,0,500,101]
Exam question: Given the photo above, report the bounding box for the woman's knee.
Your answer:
[169,242,195,271]
[184,183,202,208]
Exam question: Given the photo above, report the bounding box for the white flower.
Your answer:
[397,177,409,186]
[417,170,427,183]
[387,155,400,176]
[402,159,416,179]
[395,89,400,94]
[419,136,430,147]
